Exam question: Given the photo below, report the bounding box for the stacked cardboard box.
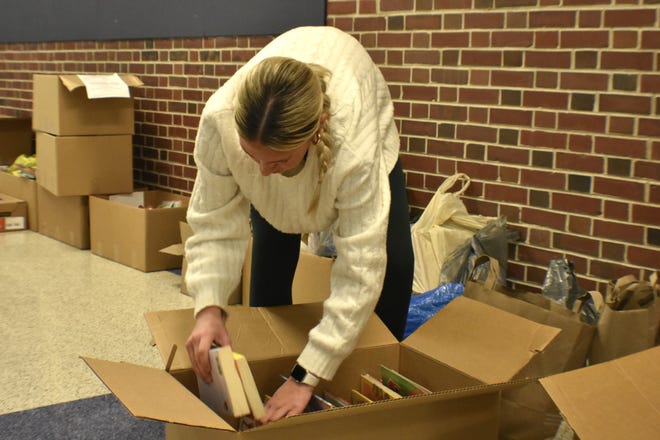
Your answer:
[0,117,37,231]
[32,73,142,249]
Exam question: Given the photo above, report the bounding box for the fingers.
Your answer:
[185,332,213,383]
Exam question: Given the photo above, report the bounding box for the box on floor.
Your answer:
[90,191,189,272]
[35,132,133,197]
[32,74,143,136]
[0,117,33,165]
[0,171,38,231]
[540,346,660,440]
[0,192,27,232]
[160,224,333,305]
[83,289,562,439]
[36,185,89,249]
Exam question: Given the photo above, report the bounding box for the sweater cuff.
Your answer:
[296,342,345,381]
[192,288,227,318]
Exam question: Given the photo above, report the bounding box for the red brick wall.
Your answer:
[1,1,658,294]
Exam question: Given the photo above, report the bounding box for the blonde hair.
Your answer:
[235,57,332,213]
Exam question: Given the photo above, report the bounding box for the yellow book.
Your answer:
[350,388,373,404]
[359,373,402,401]
[233,352,266,420]
[196,346,250,418]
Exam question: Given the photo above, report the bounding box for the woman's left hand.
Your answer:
[259,377,314,423]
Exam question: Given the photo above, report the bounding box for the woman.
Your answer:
[185,26,413,423]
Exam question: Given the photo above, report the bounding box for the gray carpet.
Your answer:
[0,394,164,440]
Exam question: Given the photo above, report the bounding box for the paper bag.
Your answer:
[411,173,495,293]
[586,274,660,364]
[464,256,596,440]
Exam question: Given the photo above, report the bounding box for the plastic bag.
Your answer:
[307,225,337,258]
[438,216,519,286]
[403,283,464,339]
[411,173,496,293]
[541,259,599,325]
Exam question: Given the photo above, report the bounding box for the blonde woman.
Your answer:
[185,26,413,423]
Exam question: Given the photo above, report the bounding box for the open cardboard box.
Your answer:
[0,192,27,232]
[0,171,38,231]
[83,294,561,439]
[0,117,33,165]
[32,74,143,136]
[161,222,333,305]
[540,346,660,440]
[90,191,190,272]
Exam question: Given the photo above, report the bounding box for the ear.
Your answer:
[319,112,329,128]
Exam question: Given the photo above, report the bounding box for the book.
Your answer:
[379,364,432,396]
[359,373,402,401]
[233,352,266,420]
[196,346,250,418]
[350,388,373,404]
[322,390,350,407]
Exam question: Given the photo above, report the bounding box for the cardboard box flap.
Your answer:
[59,74,144,92]
[402,296,561,384]
[146,304,396,371]
[0,193,24,211]
[540,346,660,440]
[81,357,234,431]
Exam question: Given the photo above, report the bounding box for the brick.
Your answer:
[457,161,499,181]
[471,32,491,48]
[590,260,642,281]
[499,128,519,145]
[466,143,486,160]
[601,241,625,261]
[594,136,647,158]
[427,139,464,157]
[355,17,387,31]
[578,10,602,28]
[604,9,657,27]
[388,16,405,31]
[553,233,599,256]
[503,50,524,67]
[381,67,411,83]
[612,74,638,91]
[522,130,566,149]
[399,153,436,172]
[560,30,609,48]
[569,215,591,235]
[459,88,499,104]
[443,14,463,30]
[461,50,502,66]
[431,32,470,48]
[560,72,608,90]
[635,161,660,181]
[522,207,566,230]
[401,119,437,136]
[492,70,534,88]
[531,150,554,168]
[639,118,660,137]
[401,85,438,101]
[557,152,604,173]
[600,94,651,115]
[464,12,505,28]
[641,30,660,49]
[535,71,558,88]
[529,10,576,27]
[488,145,530,165]
[436,0,473,8]
[492,31,533,47]
[607,158,632,177]
[648,229,660,248]
[431,68,469,85]
[602,51,654,71]
[530,190,550,208]
[456,124,498,142]
[525,51,571,68]
[378,33,412,47]
[594,176,645,201]
[535,31,560,49]
[404,50,441,65]
[468,107,488,123]
[641,74,660,93]
[521,169,565,190]
[430,104,468,121]
[406,15,442,29]
[609,116,635,135]
[558,112,607,133]
[633,205,660,227]
[604,200,629,221]
[568,174,592,193]
[627,246,660,269]
[524,91,569,109]
[490,108,533,126]
[552,193,602,215]
[412,33,430,48]
[438,123,456,138]
[380,0,414,11]
[571,93,595,111]
[613,31,638,49]
[574,50,598,69]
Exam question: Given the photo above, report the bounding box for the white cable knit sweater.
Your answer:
[185,26,400,380]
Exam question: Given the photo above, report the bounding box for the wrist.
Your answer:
[290,363,320,387]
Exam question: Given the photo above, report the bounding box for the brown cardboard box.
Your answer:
[160,225,333,305]
[0,192,27,232]
[0,171,38,231]
[83,295,560,439]
[0,117,33,165]
[36,132,133,196]
[37,185,89,249]
[540,346,660,440]
[89,191,190,272]
[32,74,143,136]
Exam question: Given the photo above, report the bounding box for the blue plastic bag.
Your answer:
[404,283,464,339]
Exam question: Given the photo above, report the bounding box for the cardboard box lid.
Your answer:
[402,296,561,384]
[540,346,660,440]
[59,74,143,92]
[145,303,397,372]
[82,357,235,431]
[0,192,25,208]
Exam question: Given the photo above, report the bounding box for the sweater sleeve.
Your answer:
[185,108,251,316]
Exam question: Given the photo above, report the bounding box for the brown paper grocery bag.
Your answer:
[586,275,660,364]
[464,256,596,440]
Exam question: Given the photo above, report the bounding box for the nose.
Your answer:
[259,161,277,176]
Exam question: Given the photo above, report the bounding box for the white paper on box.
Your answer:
[5,216,26,230]
[109,192,145,207]
[78,74,131,99]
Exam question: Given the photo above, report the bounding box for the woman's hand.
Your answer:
[185,306,231,384]
[259,377,314,423]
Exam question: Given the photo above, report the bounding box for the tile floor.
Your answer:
[0,230,193,414]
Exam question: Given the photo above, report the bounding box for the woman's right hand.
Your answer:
[185,306,232,384]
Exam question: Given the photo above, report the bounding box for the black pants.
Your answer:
[249,160,414,341]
